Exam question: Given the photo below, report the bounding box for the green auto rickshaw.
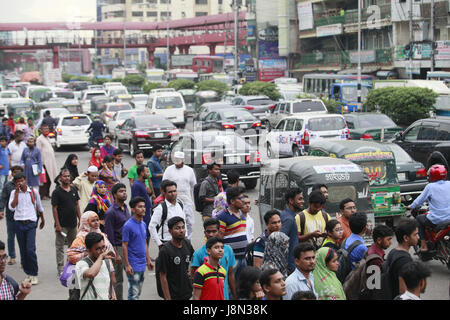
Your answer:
[258,156,375,244]
[194,91,220,113]
[308,140,406,226]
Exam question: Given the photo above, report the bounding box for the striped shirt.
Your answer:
[193,259,226,300]
[217,208,247,259]
[0,275,16,300]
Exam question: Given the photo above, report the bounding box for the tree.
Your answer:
[196,80,229,98]
[121,74,146,87]
[143,82,162,94]
[167,79,196,91]
[239,81,281,101]
[365,87,438,126]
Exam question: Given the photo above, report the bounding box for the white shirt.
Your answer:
[7,141,27,166]
[399,291,421,300]
[8,187,44,221]
[75,259,111,300]
[149,199,191,246]
[245,213,255,243]
[162,164,197,205]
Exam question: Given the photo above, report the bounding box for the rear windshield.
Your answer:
[222,110,255,121]
[358,115,396,128]
[293,101,326,113]
[55,91,75,99]
[388,144,413,163]
[135,116,172,128]
[62,116,90,126]
[108,104,132,112]
[308,117,346,131]
[247,99,272,105]
[86,92,106,100]
[155,96,183,109]
[109,89,128,96]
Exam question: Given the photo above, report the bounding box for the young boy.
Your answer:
[394,261,431,300]
[366,224,394,268]
[112,148,128,183]
[193,237,227,300]
[122,196,154,300]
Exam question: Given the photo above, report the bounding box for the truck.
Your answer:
[373,80,450,117]
[145,68,165,83]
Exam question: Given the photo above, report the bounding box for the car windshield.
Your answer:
[136,116,172,128]
[293,101,326,113]
[247,99,272,105]
[1,92,19,98]
[61,116,90,126]
[183,95,195,103]
[86,92,106,100]
[222,110,255,121]
[388,144,413,163]
[55,91,75,99]
[110,89,128,96]
[155,96,183,109]
[342,86,369,102]
[308,117,346,131]
[358,115,396,128]
[108,104,132,112]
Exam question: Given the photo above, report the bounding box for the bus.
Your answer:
[165,69,198,82]
[192,56,224,74]
[426,71,450,82]
[198,73,234,86]
[302,73,374,97]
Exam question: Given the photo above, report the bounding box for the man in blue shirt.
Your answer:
[0,136,10,195]
[408,164,450,253]
[343,212,368,269]
[86,116,104,148]
[131,165,152,242]
[280,188,304,275]
[190,218,237,300]
[147,145,163,197]
[122,196,154,300]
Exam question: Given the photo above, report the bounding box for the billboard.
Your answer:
[298,1,314,30]
[258,58,287,82]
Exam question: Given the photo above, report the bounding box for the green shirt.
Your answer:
[128,164,151,188]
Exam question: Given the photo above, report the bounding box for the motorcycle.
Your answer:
[86,130,104,149]
[410,207,450,270]
[48,130,57,147]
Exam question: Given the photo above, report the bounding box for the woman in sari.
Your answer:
[88,147,103,170]
[67,211,115,264]
[313,247,346,300]
[84,180,113,232]
[261,231,290,278]
[98,155,118,194]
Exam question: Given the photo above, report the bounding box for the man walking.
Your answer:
[112,148,128,183]
[0,136,10,195]
[36,124,58,200]
[148,144,164,197]
[131,165,152,241]
[122,197,155,300]
[198,162,222,221]
[162,151,196,237]
[20,136,42,193]
[157,216,194,300]
[7,130,26,167]
[73,166,99,212]
[395,261,431,300]
[104,183,130,300]
[51,169,81,276]
[8,172,45,285]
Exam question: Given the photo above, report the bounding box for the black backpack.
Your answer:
[155,200,184,238]
[68,257,112,300]
[336,238,363,283]
[193,178,216,213]
[371,251,409,300]
[244,235,263,267]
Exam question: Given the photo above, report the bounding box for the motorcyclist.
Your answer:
[86,116,105,148]
[39,110,58,132]
[407,164,450,253]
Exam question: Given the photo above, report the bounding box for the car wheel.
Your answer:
[267,143,274,159]
[129,141,136,157]
[244,179,258,190]
[293,145,302,157]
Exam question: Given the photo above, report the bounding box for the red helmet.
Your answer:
[428,164,447,182]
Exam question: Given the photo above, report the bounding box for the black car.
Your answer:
[115,114,180,157]
[162,131,261,189]
[231,95,276,120]
[202,109,261,139]
[385,143,428,204]
[393,117,450,170]
[344,113,403,141]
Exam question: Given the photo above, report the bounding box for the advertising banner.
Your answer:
[298,1,314,31]
[258,58,287,82]
[316,24,343,37]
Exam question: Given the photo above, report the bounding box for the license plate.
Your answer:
[240,124,249,129]
[227,156,241,164]
[397,172,407,181]
[154,133,164,138]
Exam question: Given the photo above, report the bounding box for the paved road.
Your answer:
[0,140,448,300]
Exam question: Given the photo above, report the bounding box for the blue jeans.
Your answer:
[127,271,145,300]
[6,218,16,259]
[15,221,38,276]
[233,257,247,283]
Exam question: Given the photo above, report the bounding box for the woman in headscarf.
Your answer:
[98,155,118,194]
[67,211,115,265]
[84,180,113,232]
[261,231,290,278]
[313,247,346,300]
[54,154,79,185]
[88,147,103,170]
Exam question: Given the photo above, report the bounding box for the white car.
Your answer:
[103,82,123,91]
[88,85,104,91]
[80,90,107,114]
[107,109,147,137]
[266,114,350,158]
[55,114,92,149]
[131,94,148,110]
[0,90,20,99]
[146,91,186,128]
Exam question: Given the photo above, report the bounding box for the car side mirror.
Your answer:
[395,131,403,140]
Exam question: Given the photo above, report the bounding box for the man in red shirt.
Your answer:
[366,224,394,268]
[7,113,15,134]
[336,198,357,244]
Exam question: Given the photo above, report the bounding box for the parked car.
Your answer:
[115,114,180,156]
[100,102,133,126]
[0,90,21,99]
[107,110,147,137]
[266,114,350,158]
[344,113,403,141]
[231,95,276,120]
[80,90,107,114]
[384,142,428,205]
[131,94,148,110]
[265,99,328,130]
[393,117,450,171]
[55,114,91,149]
[90,96,111,116]
[146,90,186,128]
[162,130,261,189]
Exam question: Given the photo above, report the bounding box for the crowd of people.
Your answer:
[0,119,444,300]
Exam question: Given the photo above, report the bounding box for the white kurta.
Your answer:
[36,135,58,182]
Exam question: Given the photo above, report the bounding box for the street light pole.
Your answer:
[166,2,170,70]
[123,21,126,68]
[357,0,361,104]
[233,0,239,84]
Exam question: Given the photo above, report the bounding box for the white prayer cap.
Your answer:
[174,151,185,159]
[87,166,99,173]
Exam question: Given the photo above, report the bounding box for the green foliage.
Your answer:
[239,81,281,101]
[167,79,196,91]
[365,87,438,126]
[112,78,123,83]
[296,92,317,99]
[143,82,162,94]
[137,63,147,74]
[92,78,111,85]
[121,74,146,87]
[320,98,340,114]
[196,80,229,98]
